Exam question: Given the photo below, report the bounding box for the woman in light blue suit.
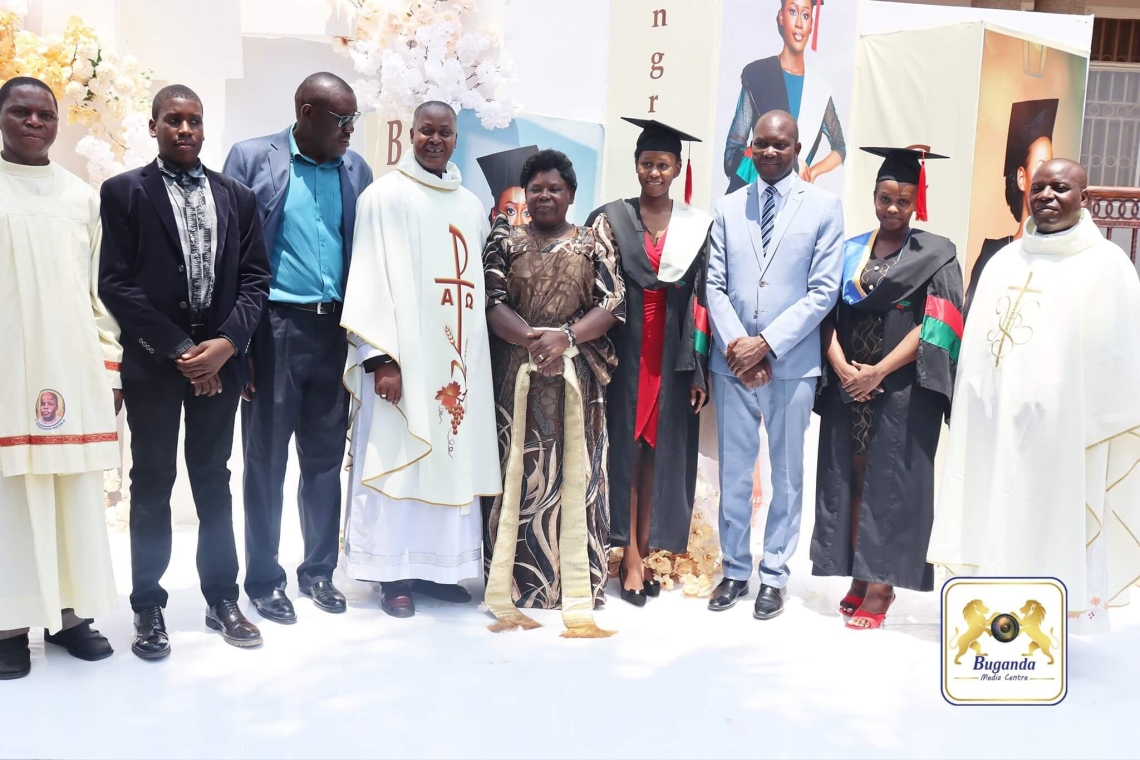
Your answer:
[705,110,844,620]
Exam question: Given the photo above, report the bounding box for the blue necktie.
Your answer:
[761,185,776,256]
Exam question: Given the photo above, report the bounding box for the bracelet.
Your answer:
[561,324,577,348]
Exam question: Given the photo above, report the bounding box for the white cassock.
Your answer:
[928,210,1140,634]
[340,152,502,584]
[0,159,121,633]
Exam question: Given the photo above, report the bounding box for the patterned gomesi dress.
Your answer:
[481,215,626,609]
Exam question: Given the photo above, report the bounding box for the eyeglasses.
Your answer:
[307,104,361,129]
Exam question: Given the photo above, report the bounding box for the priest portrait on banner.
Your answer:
[928,159,1140,634]
[340,101,502,619]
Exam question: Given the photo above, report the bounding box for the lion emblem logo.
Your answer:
[949,598,1061,665]
[1018,599,1060,665]
[949,599,992,664]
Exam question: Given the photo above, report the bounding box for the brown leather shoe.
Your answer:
[380,582,415,618]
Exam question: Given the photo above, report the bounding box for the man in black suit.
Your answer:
[99,85,271,659]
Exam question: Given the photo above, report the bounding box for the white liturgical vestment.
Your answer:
[0,158,120,632]
[928,211,1140,633]
[340,152,501,584]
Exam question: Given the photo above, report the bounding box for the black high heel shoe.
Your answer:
[618,564,647,607]
[643,576,662,597]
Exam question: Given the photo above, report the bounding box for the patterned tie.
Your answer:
[761,184,776,256]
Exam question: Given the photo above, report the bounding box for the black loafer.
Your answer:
[753,584,787,620]
[0,634,31,680]
[206,600,263,647]
[132,607,170,660]
[251,589,297,624]
[708,579,750,611]
[44,620,113,662]
[300,581,347,613]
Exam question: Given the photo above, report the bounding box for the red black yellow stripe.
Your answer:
[0,432,118,447]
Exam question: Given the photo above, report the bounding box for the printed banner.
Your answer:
[711,0,857,203]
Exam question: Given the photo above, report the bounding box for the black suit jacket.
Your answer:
[98,159,271,387]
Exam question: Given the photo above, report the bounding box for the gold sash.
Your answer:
[484,342,614,638]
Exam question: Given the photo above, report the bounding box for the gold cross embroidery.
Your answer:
[986,272,1041,368]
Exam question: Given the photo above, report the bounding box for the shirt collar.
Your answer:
[157,156,205,181]
[289,124,345,168]
[760,172,795,198]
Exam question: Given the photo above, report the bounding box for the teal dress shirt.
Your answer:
[268,127,346,303]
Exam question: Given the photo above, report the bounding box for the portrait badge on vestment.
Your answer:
[34,389,66,431]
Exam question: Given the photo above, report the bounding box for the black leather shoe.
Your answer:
[0,634,31,680]
[618,564,646,608]
[300,581,347,613]
[708,579,750,611]
[44,620,113,662]
[380,582,415,618]
[411,580,471,604]
[131,607,170,660]
[753,584,787,620]
[251,589,297,624]
[206,600,263,647]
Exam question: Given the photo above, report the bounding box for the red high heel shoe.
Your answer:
[838,593,865,616]
[845,593,895,630]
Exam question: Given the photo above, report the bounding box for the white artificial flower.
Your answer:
[64,81,87,102]
[455,31,490,66]
[120,55,139,76]
[75,39,99,61]
[114,76,137,96]
[86,74,110,97]
[476,99,514,130]
[72,58,94,83]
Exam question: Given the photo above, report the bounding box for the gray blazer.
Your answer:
[706,175,844,380]
[221,127,374,273]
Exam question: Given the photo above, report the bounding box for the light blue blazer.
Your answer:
[706,175,844,380]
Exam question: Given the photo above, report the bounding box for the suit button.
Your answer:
[178,265,185,273]
[759,281,767,288]
[179,301,188,309]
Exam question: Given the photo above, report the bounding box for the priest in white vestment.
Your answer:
[340,102,502,618]
[0,78,121,679]
[928,159,1140,634]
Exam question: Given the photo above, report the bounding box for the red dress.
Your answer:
[635,229,668,448]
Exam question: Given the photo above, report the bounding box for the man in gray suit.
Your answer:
[706,110,843,620]
[223,72,373,624]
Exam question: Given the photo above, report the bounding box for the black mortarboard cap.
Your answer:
[621,117,702,158]
[860,145,949,221]
[477,145,539,200]
[1003,98,1058,178]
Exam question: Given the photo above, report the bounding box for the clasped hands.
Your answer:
[527,328,570,378]
[836,360,885,403]
[176,338,235,396]
[726,335,773,390]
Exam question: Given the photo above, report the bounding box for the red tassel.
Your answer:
[811,0,821,52]
[684,157,693,206]
[916,152,929,222]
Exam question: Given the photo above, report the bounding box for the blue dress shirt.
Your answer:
[268,127,346,303]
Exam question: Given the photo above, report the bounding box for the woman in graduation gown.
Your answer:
[586,118,713,607]
[810,146,964,629]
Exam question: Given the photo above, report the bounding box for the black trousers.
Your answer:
[241,303,349,600]
[123,373,241,611]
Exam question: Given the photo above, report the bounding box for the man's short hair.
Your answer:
[0,77,57,110]
[413,100,457,125]
[151,84,202,121]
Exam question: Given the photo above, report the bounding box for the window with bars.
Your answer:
[1082,20,1140,190]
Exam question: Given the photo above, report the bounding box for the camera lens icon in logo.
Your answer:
[991,613,1021,643]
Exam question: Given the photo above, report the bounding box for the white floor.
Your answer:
[4,424,1140,759]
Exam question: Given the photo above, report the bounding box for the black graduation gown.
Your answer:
[586,199,710,554]
[810,230,964,591]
